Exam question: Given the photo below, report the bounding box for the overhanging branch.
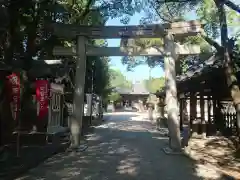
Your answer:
[224,0,240,13]
[201,34,222,51]
[80,0,94,19]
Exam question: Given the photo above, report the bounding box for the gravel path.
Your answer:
[16,112,225,180]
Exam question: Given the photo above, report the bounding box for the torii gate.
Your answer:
[51,20,202,151]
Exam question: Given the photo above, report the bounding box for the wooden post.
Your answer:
[213,99,218,130]
[179,99,183,131]
[71,36,87,149]
[200,91,206,137]
[190,92,197,135]
[164,34,181,151]
[207,96,212,135]
[182,98,190,147]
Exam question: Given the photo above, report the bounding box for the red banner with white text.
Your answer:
[36,80,49,119]
[6,73,21,121]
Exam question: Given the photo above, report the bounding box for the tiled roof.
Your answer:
[114,87,132,94]
[176,54,222,83]
[114,81,149,95]
[131,81,149,94]
[155,54,222,95]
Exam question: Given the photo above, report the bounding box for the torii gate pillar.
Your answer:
[71,36,87,149]
[164,34,181,151]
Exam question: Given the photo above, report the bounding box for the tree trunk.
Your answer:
[4,3,19,65]
[215,0,240,132]
[25,3,40,70]
[164,34,182,151]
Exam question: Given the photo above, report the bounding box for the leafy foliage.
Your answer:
[0,0,145,104]
[120,0,240,75]
[108,92,122,102]
[144,77,165,93]
[103,68,132,102]
[232,36,240,71]
[109,68,132,89]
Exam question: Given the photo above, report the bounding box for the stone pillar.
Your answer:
[164,34,181,151]
[71,36,87,148]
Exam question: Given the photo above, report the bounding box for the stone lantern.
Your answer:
[155,90,167,128]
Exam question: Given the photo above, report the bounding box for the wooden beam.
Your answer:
[53,44,200,56]
[51,20,202,39]
[87,47,165,56]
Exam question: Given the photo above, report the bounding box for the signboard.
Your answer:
[36,80,49,119]
[6,73,21,121]
[86,93,92,116]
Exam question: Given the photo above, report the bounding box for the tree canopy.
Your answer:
[0,0,142,101]
[119,0,240,73]
[144,77,165,93]
[109,68,132,89]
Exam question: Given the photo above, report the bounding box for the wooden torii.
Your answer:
[52,20,202,151]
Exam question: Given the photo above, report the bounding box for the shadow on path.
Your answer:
[16,113,226,180]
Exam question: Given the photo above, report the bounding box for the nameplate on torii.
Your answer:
[53,43,200,57]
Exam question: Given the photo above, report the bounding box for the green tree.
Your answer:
[144,77,165,93]
[109,68,132,89]
[108,92,122,102]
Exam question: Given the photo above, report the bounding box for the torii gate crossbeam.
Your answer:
[53,44,200,56]
[51,20,202,39]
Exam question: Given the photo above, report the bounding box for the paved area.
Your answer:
[16,112,223,180]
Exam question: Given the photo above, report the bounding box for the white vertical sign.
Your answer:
[86,93,92,116]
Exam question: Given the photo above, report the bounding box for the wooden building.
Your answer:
[114,81,149,110]
[177,55,239,137]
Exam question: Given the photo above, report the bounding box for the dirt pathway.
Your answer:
[16,112,227,180]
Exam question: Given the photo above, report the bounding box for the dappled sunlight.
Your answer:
[194,164,221,179]
[186,137,240,179]
[55,166,81,178]
[97,113,156,133]
[96,122,118,129]
[116,156,140,176]
[152,136,168,141]
[16,112,227,180]
[85,134,102,141]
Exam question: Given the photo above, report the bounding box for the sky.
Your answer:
[105,10,198,82]
[106,11,154,82]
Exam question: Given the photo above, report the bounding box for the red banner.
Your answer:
[6,73,21,121]
[36,80,49,119]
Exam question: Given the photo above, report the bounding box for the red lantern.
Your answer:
[6,73,20,121]
[36,80,49,119]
